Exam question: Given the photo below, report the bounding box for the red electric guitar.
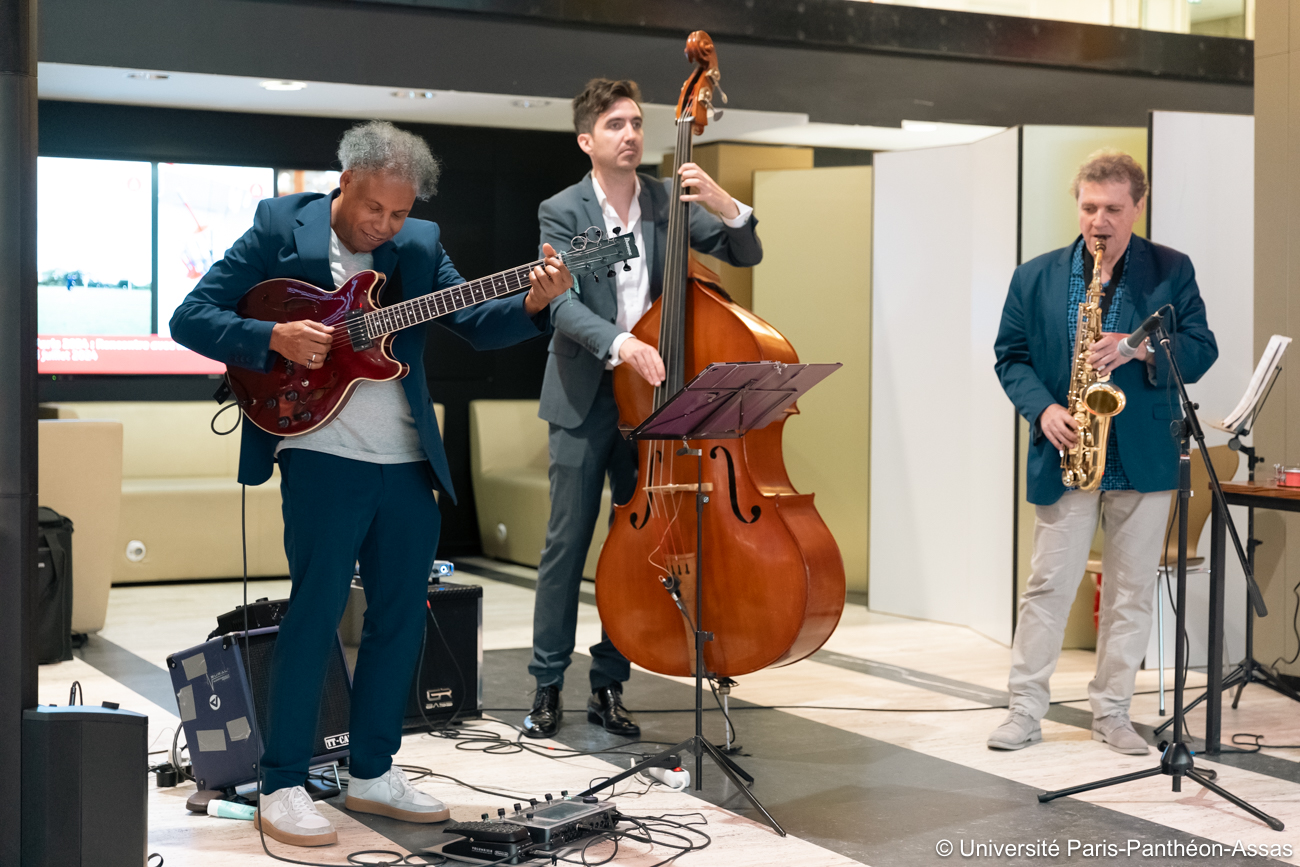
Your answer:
[226,228,638,436]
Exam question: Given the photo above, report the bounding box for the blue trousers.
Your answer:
[260,449,440,795]
[529,375,637,691]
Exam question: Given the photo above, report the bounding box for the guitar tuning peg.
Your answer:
[592,274,599,283]
[612,226,621,235]
[607,269,616,278]
[623,263,631,272]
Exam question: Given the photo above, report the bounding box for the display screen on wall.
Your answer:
[36,157,274,375]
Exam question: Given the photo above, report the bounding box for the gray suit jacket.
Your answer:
[537,171,763,429]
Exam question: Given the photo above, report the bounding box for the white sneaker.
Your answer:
[346,766,451,823]
[255,786,338,847]
[987,710,1042,751]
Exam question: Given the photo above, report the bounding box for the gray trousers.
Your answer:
[529,374,638,691]
[1008,488,1170,721]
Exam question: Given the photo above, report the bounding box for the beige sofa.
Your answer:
[38,419,123,633]
[468,399,609,578]
[45,401,447,585]
[44,402,288,583]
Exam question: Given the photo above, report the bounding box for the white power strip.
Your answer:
[631,759,690,791]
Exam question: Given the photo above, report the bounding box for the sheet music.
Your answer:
[1217,334,1291,433]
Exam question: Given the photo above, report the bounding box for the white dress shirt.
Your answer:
[590,174,754,368]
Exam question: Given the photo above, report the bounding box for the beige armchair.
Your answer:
[38,420,123,634]
[468,399,609,577]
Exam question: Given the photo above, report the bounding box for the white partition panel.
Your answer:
[871,129,1019,645]
[1148,111,1255,667]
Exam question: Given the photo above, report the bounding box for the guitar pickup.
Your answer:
[345,309,372,350]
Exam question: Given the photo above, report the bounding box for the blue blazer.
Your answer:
[994,235,1218,506]
[169,191,549,499]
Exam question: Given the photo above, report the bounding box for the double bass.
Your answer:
[595,32,845,678]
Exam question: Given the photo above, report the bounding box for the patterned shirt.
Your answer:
[1065,238,1133,492]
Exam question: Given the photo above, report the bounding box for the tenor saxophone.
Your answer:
[1060,239,1126,492]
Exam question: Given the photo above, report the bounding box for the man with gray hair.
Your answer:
[990,149,1217,756]
[172,120,572,847]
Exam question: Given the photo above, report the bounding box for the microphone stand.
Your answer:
[1038,322,1283,831]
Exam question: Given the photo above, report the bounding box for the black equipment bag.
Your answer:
[36,507,74,664]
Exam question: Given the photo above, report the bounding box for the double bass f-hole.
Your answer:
[709,445,761,524]
[631,449,660,530]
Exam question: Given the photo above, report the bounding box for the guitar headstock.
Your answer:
[678,31,726,136]
[561,226,640,281]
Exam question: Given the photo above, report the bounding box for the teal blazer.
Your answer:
[169,191,549,498]
[994,235,1218,506]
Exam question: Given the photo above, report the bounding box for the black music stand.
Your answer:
[578,361,840,837]
[1153,362,1299,737]
[1038,323,1283,831]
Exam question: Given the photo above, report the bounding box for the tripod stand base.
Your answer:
[1155,657,1300,737]
[1038,743,1284,831]
[579,736,785,836]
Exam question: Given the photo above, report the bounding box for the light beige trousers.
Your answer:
[1007,488,1171,721]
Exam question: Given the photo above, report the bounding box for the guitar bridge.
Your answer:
[345,309,372,350]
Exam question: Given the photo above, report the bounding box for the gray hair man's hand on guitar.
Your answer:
[269,320,335,368]
[524,243,574,314]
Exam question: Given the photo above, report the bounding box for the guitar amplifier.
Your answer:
[405,582,483,729]
[167,627,352,790]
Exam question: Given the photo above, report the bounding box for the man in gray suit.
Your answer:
[524,78,763,738]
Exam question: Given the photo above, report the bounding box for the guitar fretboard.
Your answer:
[365,260,543,337]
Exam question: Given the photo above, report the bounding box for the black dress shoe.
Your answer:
[523,685,562,738]
[587,686,641,737]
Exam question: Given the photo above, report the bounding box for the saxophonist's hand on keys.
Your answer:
[1088,332,1147,374]
[1040,404,1080,452]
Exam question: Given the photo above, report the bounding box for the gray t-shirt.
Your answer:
[275,230,427,464]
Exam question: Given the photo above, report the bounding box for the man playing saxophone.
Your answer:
[990,150,1217,755]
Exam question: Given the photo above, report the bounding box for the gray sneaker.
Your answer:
[987,710,1042,750]
[255,785,338,847]
[1092,712,1150,755]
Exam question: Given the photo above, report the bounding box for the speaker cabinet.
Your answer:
[167,626,352,791]
[22,706,148,867]
[405,582,483,729]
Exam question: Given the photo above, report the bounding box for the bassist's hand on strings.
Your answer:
[270,320,334,369]
[677,162,741,221]
[1039,404,1080,452]
[618,337,665,386]
[525,243,574,315]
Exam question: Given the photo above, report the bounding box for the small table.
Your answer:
[1206,480,1300,753]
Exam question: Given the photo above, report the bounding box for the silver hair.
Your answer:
[337,120,441,200]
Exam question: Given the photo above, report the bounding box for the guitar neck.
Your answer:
[365,259,542,337]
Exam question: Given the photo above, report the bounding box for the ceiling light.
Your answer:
[511,99,551,109]
[125,72,170,81]
[261,80,307,92]
[901,120,939,133]
[392,90,436,99]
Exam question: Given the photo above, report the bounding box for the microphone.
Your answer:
[1117,311,1164,359]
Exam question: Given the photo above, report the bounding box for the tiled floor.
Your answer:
[39,560,1300,866]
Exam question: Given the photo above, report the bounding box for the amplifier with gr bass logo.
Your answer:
[167,626,352,791]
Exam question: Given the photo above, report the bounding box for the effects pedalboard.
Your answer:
[427,792,620,865]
